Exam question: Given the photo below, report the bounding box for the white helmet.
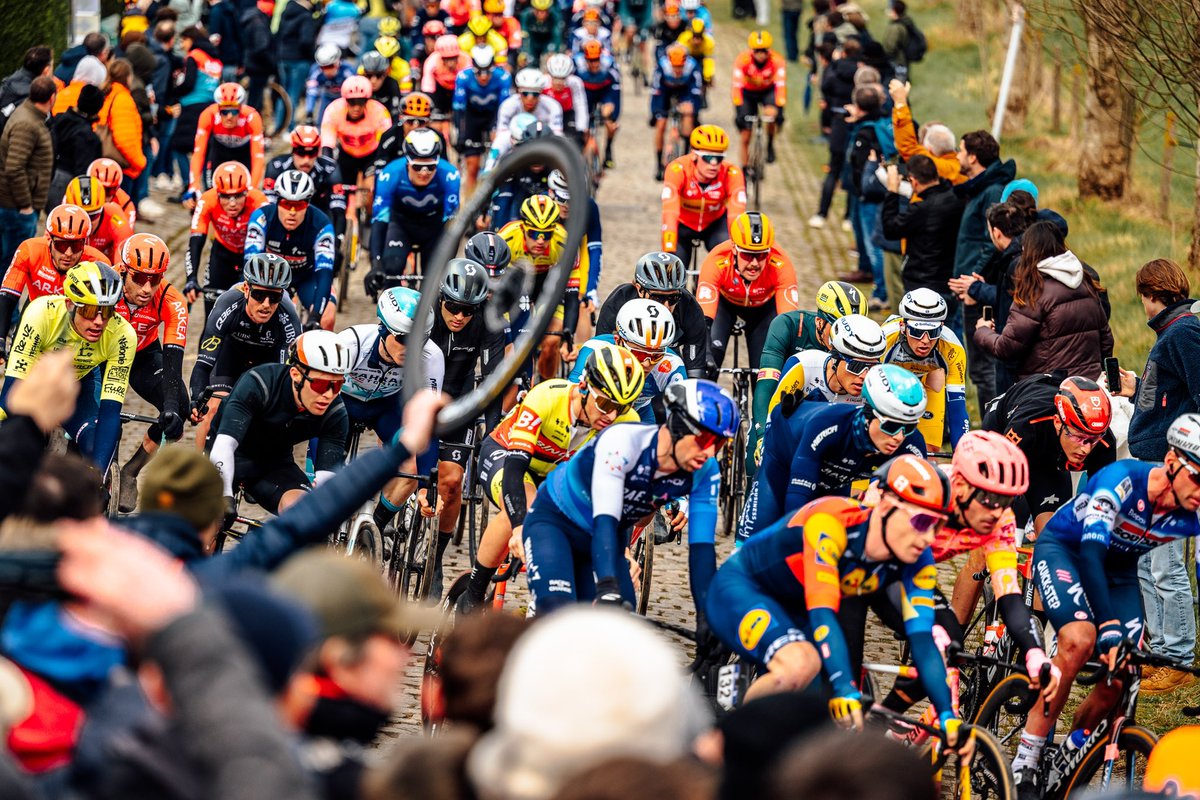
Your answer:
[514,67,549,92]
[615,299,676,351]
[274,169,315,202]
[1167,413,1200,464]
[898,288,948,331]
[291,330,352,375]
[680,0,700,10]
[509,112,538,145]
[377,286,435,336]
[547,169,569,201]
[829,314,886,362]
[315,43,342,67]
[546,53,574,78]
[471,44,496,69]
[404,127,444,160]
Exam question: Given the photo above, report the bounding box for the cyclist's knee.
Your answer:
[438,462,465,500]
[1056,622,1097,667]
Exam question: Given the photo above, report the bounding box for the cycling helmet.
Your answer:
[748,30,772,49]
[242,253,292,289]
[441,258,490,304]
[690,18,706,35]
[214,82,246,107]
[291,125,322,149]
[360,51,390,74]
[523,119,552,140]
[875,454,952,513]
[291,330,352,375]
[378,286,434,336]
[514,67,548,92]
[315,43,342,67]
[121,232,170,275]
[634,251,687,293]
[582,39,604,60]
[377,16,401,37]
[815,280,867,322]
[471,44,496,70]
[664,0,681,14]
[1053,376,1112,435]
[689,124,729,152]
[467,14,493,36]
[829,314,886,362]
[862,364,927,425]
[509,111,538,144]
[730,211,774,252]
[680,0,700,10]
[46,204,92,241]
[547,169,570,201]
[582,7,601,21]
[664,379,740,439]
[953,430,1030,496]
[615,299,676,350]
[373,35,402,59]
[482,0,504,13]
[546,53,574,78]
[465,231,511,274]
[403,92,433,119]
[583,342,645,406]
[274,169,315,202]
[64,262,122,306]
[213,161,251,195]
[520,194,561,230]
[531,0,553,10]
[665,42,688,67]
[404,127,444,161]
[436,34,462,58]
[64,175,106,214]
[1167,413,1200,465]
[898,288,948,330]
[341,75,372,99]
[87,158,123,190]
[422,20,446,37]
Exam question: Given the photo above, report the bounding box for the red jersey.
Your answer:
[115,281,190,351]
[190,187,269,251]
[660,155,747,250]
[2,239,111,300]
[696,239,799,315]
[190,103,266,189]
[88,204,133,264]
[109,185,137,227]
[731,50,787,106]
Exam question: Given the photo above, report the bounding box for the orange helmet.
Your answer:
[403,91,433,119]
[582,39,603,60]
[212,161,251,195]
[482,0,504,13]
[64,175,106,214]
[87,158,123,190]
[290,125,322,150]
[46,204,93,241]
[214,82,246,108]
[875,454,952,514]
[666,43,688,67]
[582,7,601,21]
[121,232,171,275]
[664,1,681,14]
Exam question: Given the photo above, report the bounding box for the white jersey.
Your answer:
[336,323,445,402]
[495,93,564,138]
[776,348,864,405]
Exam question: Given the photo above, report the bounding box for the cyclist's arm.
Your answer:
[480,324,508,431]
[676,295,710,377]
[660,162,684,252]
[319,101,343,151]
[545,97,564,135]
[188,293,235,398]
[785,412,827,509]
[731,55,746,106]
[209,374,266,494]
[772,252,801,312]
[0,302,51,409]
[452,71,468,118]
[725,165,748,226]
[943,337,969,449]
[90,323,137,471]
[1077,486,1123,633]
[312,405,349,485]
[799,510,857,695]
[695,250,721,319]
[584,198,603,301]
[686,456,720,613]
[899,552,957,723]
[773,55,787,106]
[0,243,32,345]
[753,312,800,433]
[186,197,213,287]
[304,66,322,117]
[441,165,461,220]
[243,207,268,258]
[160,285,190,420]
[588,426,643,587]
[309,220,336,317]
[248,113,265,188]
[189,107,214,191]
[500,404,546,527]
[569,77,588,132]
[982,515,1043,654]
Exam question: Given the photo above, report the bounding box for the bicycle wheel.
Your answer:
[338,212,358,303]
[345,516,381,565]
[633,524,655,615]
[104,461,123,517]
[940,727,1015,800]
[421,571,468,735]
[971,673,1037,757]
[394,500,423,600]
[419,512,441,601]
[1063,725,1157,796]
[263,81,293,139]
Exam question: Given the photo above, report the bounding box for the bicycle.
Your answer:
[662,104,687,178]
[586,104,606,191]
[450,415,489,564]
[239,76,293,139]
[213,484,265,554]
[329,421,384,564]
[386,467,442,603]
[717,321,753,538]
[338,173,373,305]
[628,502,681,615]
[103,411,159,517]
[744,114,767,210]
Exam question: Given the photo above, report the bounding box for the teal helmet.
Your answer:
[861,364,927,424]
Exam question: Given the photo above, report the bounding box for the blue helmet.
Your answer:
[861,364,927,424]
[377,286,433,336]
[664,379,740,439]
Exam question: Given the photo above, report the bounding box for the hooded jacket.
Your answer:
[973,251,1113,380]
[953,157,1016,277]
[1127,299,1200,460]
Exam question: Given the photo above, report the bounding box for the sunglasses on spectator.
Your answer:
[443,299,480,316]
[302,373,344,395]
[906,509,948,534]
[697,153,724,165]
[278,199,309,212]
[410,162,438,174]
[248,287,283,304]
[587,385,631,416]
[219,191,247,200]
[968,486,1018,511]
[293,146,319,157]
[75,303,116,321]
[877,416,919,437]
[838,356,874,376]
[51,238,85,254]
[128,271,163,287]
[737,248,770,263]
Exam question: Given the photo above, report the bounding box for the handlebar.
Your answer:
[493,557,522,583]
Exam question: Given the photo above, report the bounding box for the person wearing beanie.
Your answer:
[46,84,105,209]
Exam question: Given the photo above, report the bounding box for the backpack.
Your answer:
[901,17,928,63]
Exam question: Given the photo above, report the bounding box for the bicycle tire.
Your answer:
[419,514,440,601]
[951,726,1016,800]
[263,81,293,139]
[634,523,655,616]
[1062,725,1157,796]
[338,213,357,303]
[421,571,468,735]
[104,462,123,518]
[395,501,422,600]
[971,673,1037,757]
[346,517,381,565]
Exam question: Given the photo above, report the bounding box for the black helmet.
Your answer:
[634,251,686,293]
[441,258,490,304]
[465,231,511,275]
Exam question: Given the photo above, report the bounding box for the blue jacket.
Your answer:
[1127,299,1200,460]
[952,158,1016,277]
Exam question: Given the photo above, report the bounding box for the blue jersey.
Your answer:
[569,334,685,422]
[244,204,335,316]
[652,55,703,96]
[305,62,357,120]
[573,54,621,106]
[372,157,461,226]
[452,67,512,116]
[582,196,603,299]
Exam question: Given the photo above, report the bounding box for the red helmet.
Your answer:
[952,430,1029,496]
[341,75,372,100]
[290,125,322,149]
[423,19,446,36]
[121,232,171,275]
[875,454,952,513]
[87,158,123,190]
[212,161,251,195]
[46,204,92,241]
[1054,376,1112,435]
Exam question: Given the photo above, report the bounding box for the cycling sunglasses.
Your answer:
[75,303,116,321]
[639,287,681,305]
[691,429,729,451]
[248,287,283,304]
[877,416,919,437]
[967,486,1018,511]
[365,71,387,79]
[838,355,874,377]
[1177,457,1200,488]
[628,343,666,366]
[906,325,943,341]
[907,510,947,535]
[50,237,85,254]
[697,153,724,165]
[302,373,345,395]
[410,162,438,174]
[278,199,309,212]
[218,191,247,200]
[128,270,163,287]
[219,107,240,117]
[519,91,541,99]
[736,248,770,263]
[1061,426,1104,446]
[526,228,553,241]
[293,146,320,157]
[443,299,480,316]
[347,98,368,107]
[587,385,632,416]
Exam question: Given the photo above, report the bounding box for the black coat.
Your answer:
[241,7,277,77]
[277,0,321,62]
[881,180,965,292]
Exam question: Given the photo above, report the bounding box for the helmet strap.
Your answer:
[880,503,903,561]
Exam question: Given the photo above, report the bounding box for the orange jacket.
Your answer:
[52,81,87,116]
[660,155,747,251]
[98,83,147,178]
[696,239,799,316]
[892,103,964,185]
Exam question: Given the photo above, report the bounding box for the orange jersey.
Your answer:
[191,103,266,189]
[88,205,134,264]
[320,98,393,158]
[190,188,269,251]
[731,50,787,106]
[109,185,137,227]
[115,281,190,351]
[696,239,799,315]
[660,156,747,251]
[2,239,111,301]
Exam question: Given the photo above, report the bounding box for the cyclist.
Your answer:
[319,75,393,199]
[544,54,589,149]
[733,31,786,171]
[497,69,564,136]
[455,342,644,615]
[546,168,603,321]
[677,19,715,97]
[651,1,688,57]
[189,254,300,446]
[186,83,265,206]
[679,0,712,31]
[306,43,357,124]
[574,39,622,171]
[705,453,970,760]
[569,7,613,55]
[739,364,928,542]
[112,233,191,511]
[0,205,108,360]
[619,0,654,78]
[373,92,449,175]
[0,262,135,472]
[768,314,887,413]
[597,251,710,377]
[698,210,799,371]
[368,128,461,295]
[1011,414,1200,799]
[186,161,270,313]
[572,298,685,422]
[245,170,337,328]
[453,45,512,193]
[360,49,410,123]
[64,175,132,265]
[422,34,465,135]
[520,0,563,66]
[264,127,348,280]
[208,329,350,515]
[881,288,968,453]
[464,230,512,277]
[650,43,704,180]
[87,158,137,227]
[413,20,447,69]
[481,0,523,55]
[483,117,556,225]
[522,378,732,615]
[459,13,511,68]
[661,124,746,265]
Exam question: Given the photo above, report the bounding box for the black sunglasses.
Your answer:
[248,287,283,304]
[411,162,437,173]
[443,299,481,316]
[293,146,319,156]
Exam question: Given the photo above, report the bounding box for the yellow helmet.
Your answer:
[689,124,728,153]
[467,14,493,37]
[583,342,645,406]
[815,280,868,322]
[690,18,706,35]
[748,30,773,50]
[377,16,401,37]
[730,211,774,252]
[64,175,107,214]
[520,194,561,230]
[374,35,401,59]
[531,0,553,10]
[482,0,504,13]
[64,261,123,306]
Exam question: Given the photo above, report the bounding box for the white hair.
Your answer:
[923,124,957,157]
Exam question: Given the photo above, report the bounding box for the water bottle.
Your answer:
[1048,729,1089,787]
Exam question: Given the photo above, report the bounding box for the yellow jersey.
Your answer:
[677,29,716,83]
[881,316,968,450]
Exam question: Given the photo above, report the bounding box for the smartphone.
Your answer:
[982,306,993,323]
[1104,357,1121,392]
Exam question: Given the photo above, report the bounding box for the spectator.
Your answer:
[364,732,479,800]
[0,75,56,271]
[881,153,964,306]
[429,612,528,732]
[51,55,108,115]
[769,730,937,800]
[169,26,223,200]
[809,38,859,229]
[123,44,160,208]
[781,0,804,62]
[46,84,105,209]
[207,0,244,79]
[888,80,961,185]
[883,1,914,69]
[277,0,321,127]
[149,20,183,189]
[0,46,54,134]
[115,29,148,60]
[242,0,278,113]
[859,148,904,312]
[844,83,896,308]
[53,32,111,83]
[550,758,715,800]
[953,129,1015,409]
[973,220,1112,381]
[858,41,894,88]
[97,58,148,180]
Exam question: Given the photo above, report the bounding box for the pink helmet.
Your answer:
[423,19,446,36]
[436,34,462,58]
[952,430,1030,496]
[341,75,373,100]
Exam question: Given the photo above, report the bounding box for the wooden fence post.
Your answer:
[1051,47,1062,134]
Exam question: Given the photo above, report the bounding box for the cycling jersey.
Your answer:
[768,349,862,414]
[369,73,408,122]
[569,27,613,55]
[107,185,137,227]
[696,240,799,315]
[749,309,826,468]
[495,93,564,137]
[373,126,450,175]
[190,104,266,190]
[115,282,189,352]
[186,188,270,284]
[244,203,336,317]
[651,20,687,54]
[336,322,445,402]
[882,317,968,451]
[568,196,604,301]
[498,219,570,276]
[661,156,747,251]
[116,283,190,442]
[189,285,301,398]
[452,65,512,117]
[457,29,511,65]
[619,0,653,27]
[421,52,465,95]
[87,205,133,265]
[572,54,622,117]
[570,333,686,422]
[320,98,393,158]
[676,29,715,84]
[650,56,703,119]
[431,309,507,421]
[595,283,710,377]
[520,9,562,63]
[0,239,111,346]
[371,157,460,227]
[732,50,787,107]
[264,155,348,220]
[306,62,357,122]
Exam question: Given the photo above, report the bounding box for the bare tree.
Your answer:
[1075,0,1136,199]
